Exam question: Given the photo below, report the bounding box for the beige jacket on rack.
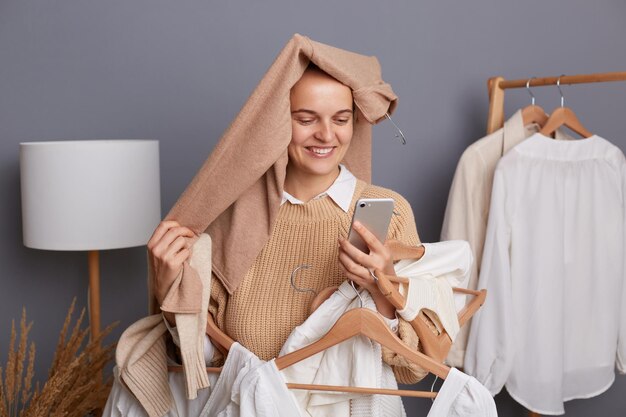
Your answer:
[441,110,571,367]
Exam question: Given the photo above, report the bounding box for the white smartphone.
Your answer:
[347,198,395,253]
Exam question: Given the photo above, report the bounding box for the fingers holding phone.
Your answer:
[339,198,396,291]
[338,218,399,319]
[340,222,393,281]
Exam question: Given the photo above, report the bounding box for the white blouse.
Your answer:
[428,368,497,417]
[465,133,626,415]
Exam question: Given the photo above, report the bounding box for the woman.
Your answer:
[148,36,425,385]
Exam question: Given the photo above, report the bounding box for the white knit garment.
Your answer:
[394,241,472,342]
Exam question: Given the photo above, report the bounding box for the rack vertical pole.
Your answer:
[487,76,506,134]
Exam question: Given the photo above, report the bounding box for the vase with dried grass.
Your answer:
[0,298,117,417]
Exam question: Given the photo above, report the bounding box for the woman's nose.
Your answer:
[314,121,334,142]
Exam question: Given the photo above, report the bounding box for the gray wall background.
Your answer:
[2,0,626,415]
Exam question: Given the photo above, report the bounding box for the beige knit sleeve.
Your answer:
[381,192,429,384]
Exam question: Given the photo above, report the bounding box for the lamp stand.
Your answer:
[87,250,103,417]
[87,250,101,344]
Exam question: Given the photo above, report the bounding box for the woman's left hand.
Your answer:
[338,221,397,317]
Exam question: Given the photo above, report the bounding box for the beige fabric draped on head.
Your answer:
[153,34,398,317]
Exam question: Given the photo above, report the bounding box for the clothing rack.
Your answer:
[485,70,626,417]
[486,71,626,134]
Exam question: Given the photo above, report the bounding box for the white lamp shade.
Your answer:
[20,140,161,250]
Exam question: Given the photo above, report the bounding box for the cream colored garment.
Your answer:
[176,234,212,398]
[441,111,571,366]
[113,234,213,417]
[395,241,472,342]
[279,280,405,417]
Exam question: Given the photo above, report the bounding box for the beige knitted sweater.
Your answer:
[209,180,427,384]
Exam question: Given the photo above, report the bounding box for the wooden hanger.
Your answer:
[312,241,486,362]
[275,306,449,398]
[167,313,232,373]
[539,76,593,138]
[275,242,456,397]
[206,311,234,352]
[274,305,450,379]
[539,107,592,138]
[310,282,486,362]
[375,272,486,363]
[170,312,443,398]
[522,105,548,128]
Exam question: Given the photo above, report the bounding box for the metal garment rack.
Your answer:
[485,70,626,416]
[486,71,626,134]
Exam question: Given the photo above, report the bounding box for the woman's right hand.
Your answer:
[147,220,197,306]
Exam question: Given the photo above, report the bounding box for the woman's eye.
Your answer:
[335,118,350,125]
[297,119,315,125]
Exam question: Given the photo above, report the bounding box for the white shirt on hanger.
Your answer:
[440,110,572,367]
[465,133,626,414]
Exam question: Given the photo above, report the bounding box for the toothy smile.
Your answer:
[307,147,334,155]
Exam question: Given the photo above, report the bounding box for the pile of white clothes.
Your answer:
[104,240,499,417]
[104,342,301,417]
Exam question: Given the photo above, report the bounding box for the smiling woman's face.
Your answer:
[288,68,354,181]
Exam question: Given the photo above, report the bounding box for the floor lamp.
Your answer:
[20,140,161,344]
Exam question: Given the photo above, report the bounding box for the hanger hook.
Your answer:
[430,375,439,402]
[556,74,566,108]
[385,113,407,145]
[290,264,317,295]
[525,77,537,107]
[349,280,364,308]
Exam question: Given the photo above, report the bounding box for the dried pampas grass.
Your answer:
[0,299,117,417]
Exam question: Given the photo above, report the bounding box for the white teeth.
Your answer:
[309,147,333,155]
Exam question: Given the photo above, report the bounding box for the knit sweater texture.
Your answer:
[209,180,426,384]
